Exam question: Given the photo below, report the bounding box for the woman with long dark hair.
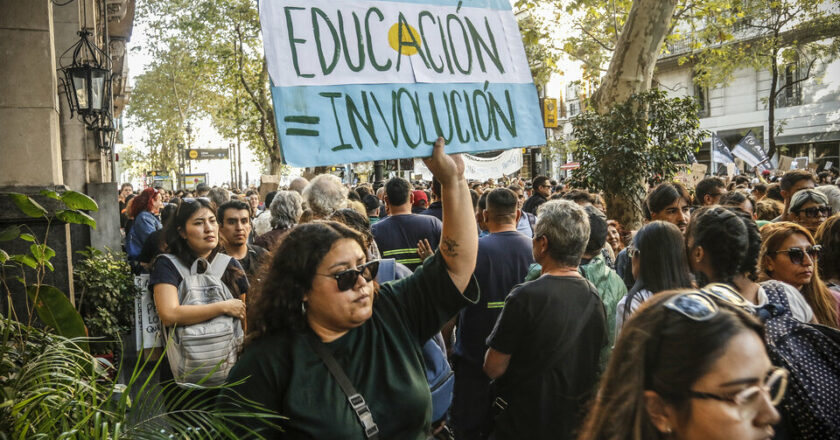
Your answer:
[615,221,693,337]
[218,140,479,438]
[150,198,249,408]
[578,291,785,440]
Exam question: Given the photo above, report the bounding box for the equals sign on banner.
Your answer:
[284,115,319,137]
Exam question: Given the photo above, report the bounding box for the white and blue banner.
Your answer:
[259,0,546,167]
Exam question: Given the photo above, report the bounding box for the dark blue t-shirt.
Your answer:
[149,254,250,296]
[372,214,442,271]
[453,231,534,367]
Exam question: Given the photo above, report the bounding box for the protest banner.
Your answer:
[793,157,809,170]
[133,274,163,357]
[259,0,546,167]
[778,155,793,172]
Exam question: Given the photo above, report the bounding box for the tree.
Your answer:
[571,90,703,229]
[688,0,840,160]
[131,0,290,177]
[516,10,562,91]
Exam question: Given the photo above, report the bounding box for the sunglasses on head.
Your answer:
[318,260,380,291]
[773,245,822,266]
[794,206,831,218]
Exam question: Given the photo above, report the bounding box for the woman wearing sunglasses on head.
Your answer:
[218,139,479,439]
[579,290,786,440]
[685,207,816,323]
[787,189,831,235]
[759,222,839,328]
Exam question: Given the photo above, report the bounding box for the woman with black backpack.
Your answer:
[685,206,840,439]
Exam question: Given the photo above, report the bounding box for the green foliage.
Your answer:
[0,189,97,332]
[516,12,562,89]
[26,284,88,351]
[0,317,283,439]
[571,89,704,226]
[74,248,139,354]
[130,0,287,176]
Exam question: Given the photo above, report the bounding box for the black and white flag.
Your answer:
[712,133,735,165]
[731,130,771,170]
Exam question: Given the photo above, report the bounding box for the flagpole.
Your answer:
[710,134,715,176]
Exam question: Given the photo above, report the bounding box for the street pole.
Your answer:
[229,142,236,188]
[236,96,243,189]
[186,122,193,173]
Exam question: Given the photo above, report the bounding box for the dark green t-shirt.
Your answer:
[218,252,479,439]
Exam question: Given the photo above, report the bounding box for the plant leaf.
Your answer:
[26,284,89,351]
[56,209,97,229]
[10,254,38,269]
[0,225,20,242]
[61,190,99,211]
[20,233,36,242]
[0,249,8,264]
[40,189,62,201]
[5,192,47,218]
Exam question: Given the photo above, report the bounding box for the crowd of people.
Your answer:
[116,144,840,440]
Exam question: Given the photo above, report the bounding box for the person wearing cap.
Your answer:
[412,189,429,214]
[788,189,832,234]
[362,194,382,225]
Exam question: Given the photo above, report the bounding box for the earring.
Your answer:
[300,301,307,315]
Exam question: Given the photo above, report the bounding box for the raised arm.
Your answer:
[423,137,477,292]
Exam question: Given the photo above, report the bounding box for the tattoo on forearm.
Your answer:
[441,236,459,257]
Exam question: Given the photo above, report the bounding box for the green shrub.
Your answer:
[74,247,138,354]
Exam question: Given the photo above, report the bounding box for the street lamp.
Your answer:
[93,115,116,151]
[58,30,112,129]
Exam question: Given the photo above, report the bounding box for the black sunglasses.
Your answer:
[773,245,822,266]
[318,260,380,291]
[793,206,831,218]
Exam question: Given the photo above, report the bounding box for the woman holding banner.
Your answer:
[218,139,479,439]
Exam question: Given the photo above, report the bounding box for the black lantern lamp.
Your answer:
[93,114,117,151]
[58,30,113,128]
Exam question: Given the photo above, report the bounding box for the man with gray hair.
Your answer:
[483,200,607,440]
[302,174,346,219]
[254,190,303,251]
[208,187,231,209]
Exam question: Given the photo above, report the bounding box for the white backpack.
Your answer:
[159,254,243,387]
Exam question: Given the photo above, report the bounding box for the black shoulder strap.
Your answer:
[306,335,380,439]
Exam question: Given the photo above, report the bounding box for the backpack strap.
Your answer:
[208,253,233,279]
[526,212,536,236]
[761,280,793,312]
[160,254,192,285]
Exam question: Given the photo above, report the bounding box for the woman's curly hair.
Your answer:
[244,221,367,347]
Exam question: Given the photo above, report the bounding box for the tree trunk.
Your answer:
[767,54,779,161]
[268,148,284,175]
[590,0,677,226]
[606,187,646,232]
[590,0,678,114]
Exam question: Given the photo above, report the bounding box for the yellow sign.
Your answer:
[189,150,198,159]
[543,98,558,128]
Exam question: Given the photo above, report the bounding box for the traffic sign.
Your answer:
[186,149,229,160]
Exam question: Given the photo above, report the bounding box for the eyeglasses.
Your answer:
[627,246,640,259]
[318,260,380,291]
[689,367,788,420]
[793,206,831,218]
[773,245,822,266]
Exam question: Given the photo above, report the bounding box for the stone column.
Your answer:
[0,0,64,187]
